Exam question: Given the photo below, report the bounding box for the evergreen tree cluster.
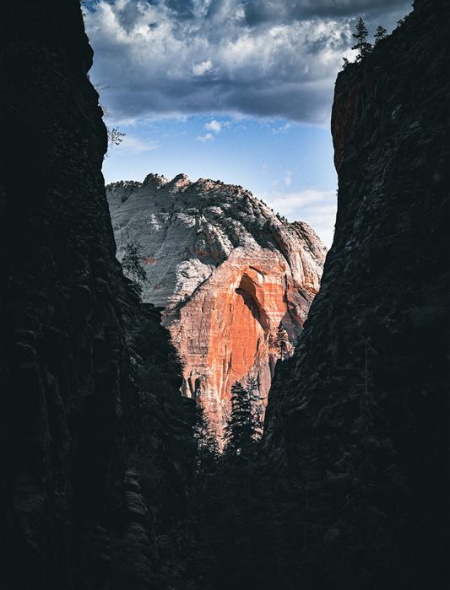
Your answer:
[352,17,373,61]
[343,17,388,68]
[224,377,263,457]
[189,337,438,590]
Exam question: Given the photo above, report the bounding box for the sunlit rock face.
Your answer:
[107,174,326,432]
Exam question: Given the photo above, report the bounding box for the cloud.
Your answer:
[272,123,292,134]
[197,132,215,142]
[117,134,160,153]
[261,188,337,246]
[192,59,213,76]
[85,0,412,125]
[204,120,223,133]
[243,0,412,23]
[284,170,293,187]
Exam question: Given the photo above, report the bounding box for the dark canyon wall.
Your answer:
[265,0,450,587]
[1,0,449,589]
[0,2,194,589]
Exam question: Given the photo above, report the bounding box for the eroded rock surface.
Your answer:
[264,0,450,586]
[108,176,326,431]
[0,2,195,588]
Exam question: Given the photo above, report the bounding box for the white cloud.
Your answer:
[197,132,215,142]
[204,120,223,134]
[85,0,354,124]
[284,170,293,187]
[118,135,160,153]
[272,122,292,134]
[192,59,213,76]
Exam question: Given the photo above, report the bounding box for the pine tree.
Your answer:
[107,127,126,147]
[247,376,264,439]
[352,17,372,62]
[195,405,220,473]
[374,25,387,45]
[121,240,147,295]
[224,379,262,458]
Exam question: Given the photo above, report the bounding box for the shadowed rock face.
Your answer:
[264,0,450,587]
[0,2,194,588]
[108,176,326,433]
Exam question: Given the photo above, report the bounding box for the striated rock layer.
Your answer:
[108,177,326,432]
[264,0,450,587]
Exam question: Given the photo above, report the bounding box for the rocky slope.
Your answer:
[0,2,195,589]
[264,0,450,587]
[107,176,326,433]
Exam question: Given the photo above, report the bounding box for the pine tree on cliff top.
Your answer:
[374,25,387,45]
[352,17,372,61]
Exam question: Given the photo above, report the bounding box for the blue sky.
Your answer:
[103,117,338,243]
[85,0,413,246]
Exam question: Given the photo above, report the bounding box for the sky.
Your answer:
[84,0,413,246]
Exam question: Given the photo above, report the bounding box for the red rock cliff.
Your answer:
[108,176,326,433]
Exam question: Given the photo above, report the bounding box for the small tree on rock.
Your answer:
[374,25,387,45]
[122,240,147,296]
[108,127,126,147]
[352,17,372,61]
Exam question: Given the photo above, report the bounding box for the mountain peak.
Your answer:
[143,172,169,189]
[107,174,326,435]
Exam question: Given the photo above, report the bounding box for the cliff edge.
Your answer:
[0,2,194,588]
[265,0,450,587]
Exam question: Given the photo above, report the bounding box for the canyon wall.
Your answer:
[0,2,195,588]
[264,0,450,587]
[108,177,326,433]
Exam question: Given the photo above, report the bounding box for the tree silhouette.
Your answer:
[352,17,372,61]
[224,379,262,458]
[195,405,220,473]
[107,127,126,147]
[374,25,387,45]
[121,240,147,295]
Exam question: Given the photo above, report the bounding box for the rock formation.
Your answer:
[264,0,450,587]
[3,0,448,587]
[0,2,195,588]
[108,176,326,433]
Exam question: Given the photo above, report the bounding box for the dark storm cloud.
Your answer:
[243,0,412,24]
[85,0,413,124]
